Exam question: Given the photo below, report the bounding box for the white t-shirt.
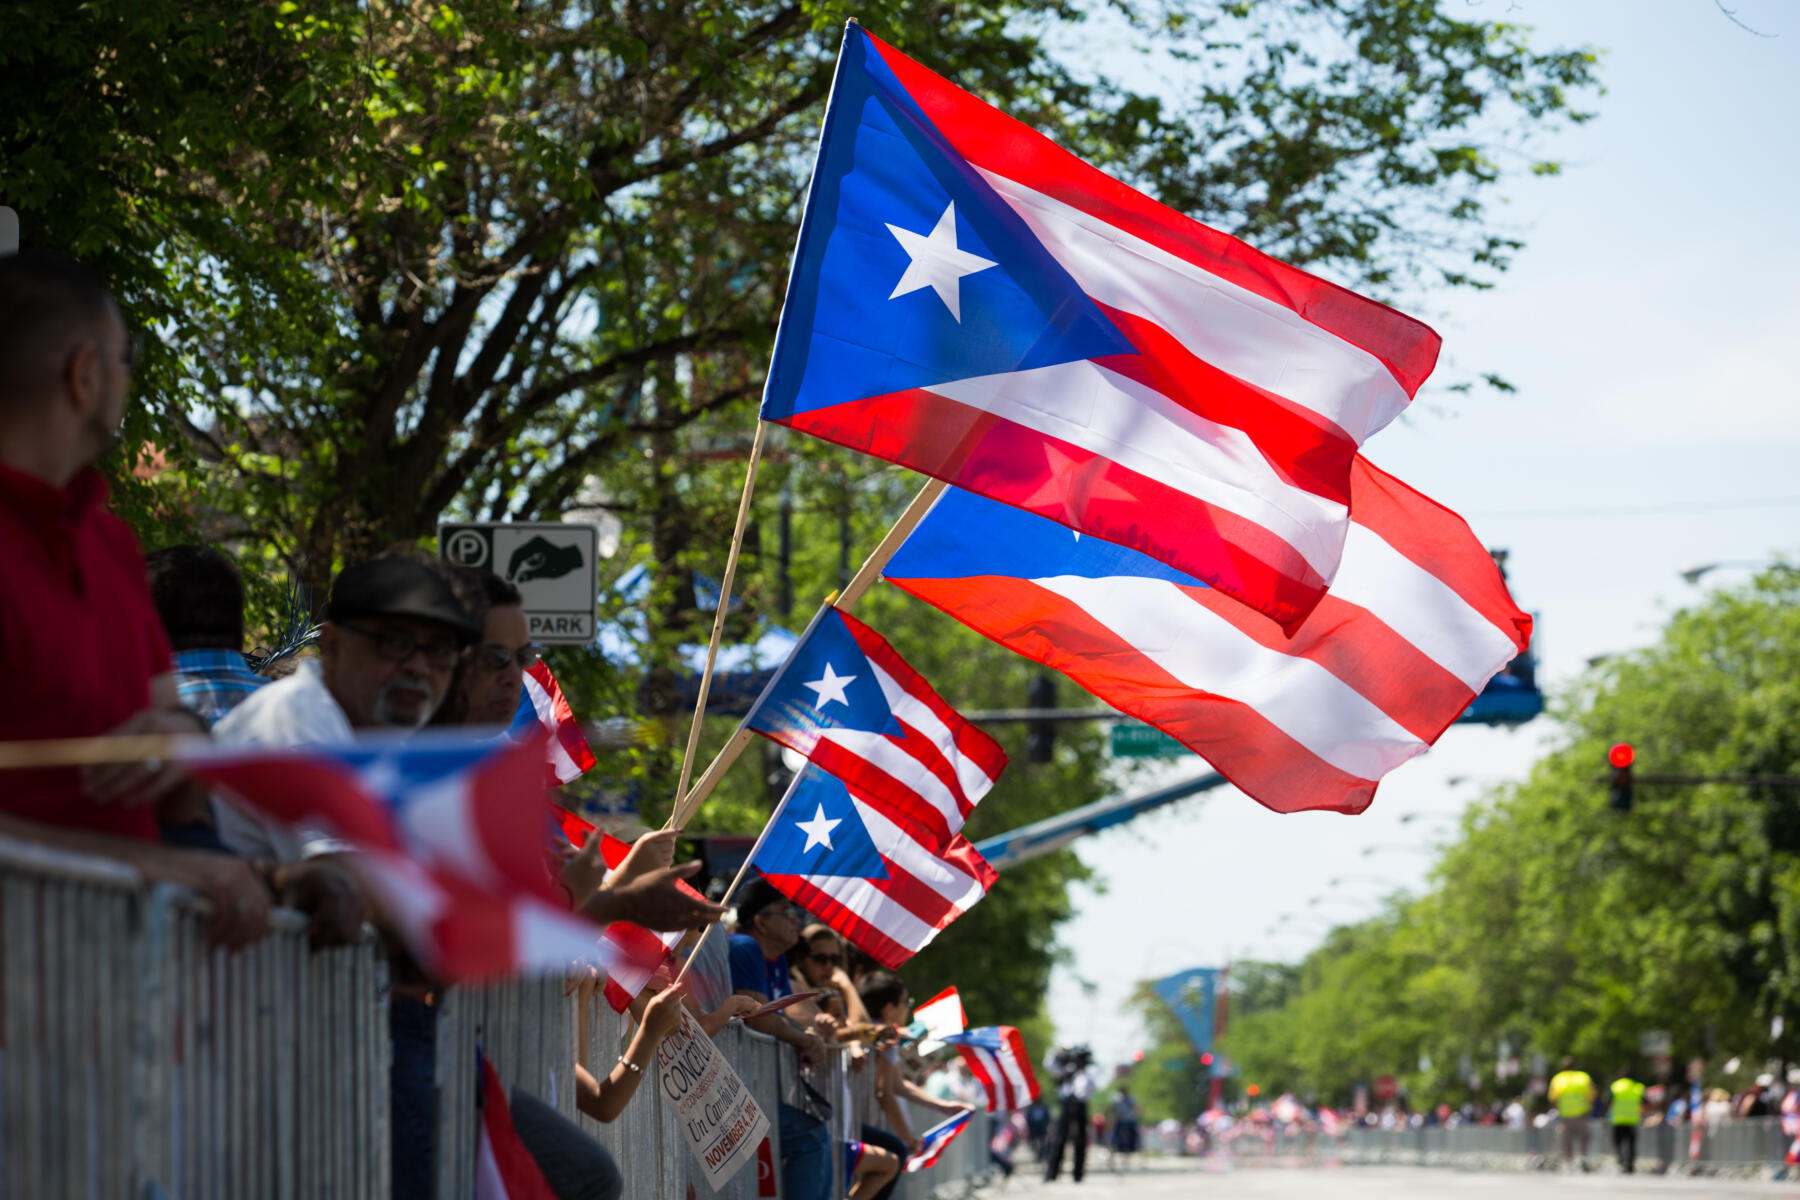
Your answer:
[210,661,355,862]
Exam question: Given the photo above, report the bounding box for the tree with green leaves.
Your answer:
[3,0,1600,1036]
[1213,567,1800,1109]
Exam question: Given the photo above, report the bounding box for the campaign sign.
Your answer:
[658,1008,769,1191]
[438,521,599,643]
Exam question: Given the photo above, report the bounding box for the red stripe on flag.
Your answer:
[761,830,990,969]
[1004,1027,1042,1102]
[841,614,1010,785]
[1347,458,1535,647]
[957,1046,1001,1111]
[786,389,1325,628]
[1093,303,1357,507]
[808,738,956,848]
[1177,583,1476,744]
[863,30,1442,397]
[889,575,1383,813]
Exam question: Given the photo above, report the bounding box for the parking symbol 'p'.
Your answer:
[0,208,17,255]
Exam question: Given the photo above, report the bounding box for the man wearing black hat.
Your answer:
[215,555,481,754]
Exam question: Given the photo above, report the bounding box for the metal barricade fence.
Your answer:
[0,836,389,1200]
[2,839,1002,1198]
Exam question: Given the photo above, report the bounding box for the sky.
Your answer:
[1043,0,1800,1071]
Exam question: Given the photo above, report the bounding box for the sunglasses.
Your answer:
[809,952,841,966]
[338,623,462,670]
[475,642,539,672]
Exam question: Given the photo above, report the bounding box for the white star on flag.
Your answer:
[795,803,841,852]
[885,201,996,322]
[802,662,856,710]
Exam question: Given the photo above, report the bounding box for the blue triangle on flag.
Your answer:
[763,28,1133,422]
[754,768,889,880]
[745,608,903,740]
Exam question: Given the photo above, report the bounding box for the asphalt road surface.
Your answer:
[997,1158,1800,1198]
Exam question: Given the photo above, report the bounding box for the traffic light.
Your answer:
[1026,673,1056,764]
[1608,742,1635,812]
[1199,1052,1214,1069]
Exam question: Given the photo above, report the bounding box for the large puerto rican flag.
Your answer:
[762,22,1441,628]
[940,1026,1040,1112]
[883,465,1532,815]
[751,765,996,968]
[743,606,1005,848]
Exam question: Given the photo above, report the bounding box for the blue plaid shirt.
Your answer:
[174,648,268,727]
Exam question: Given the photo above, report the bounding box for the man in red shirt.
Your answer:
[0,250,266,946]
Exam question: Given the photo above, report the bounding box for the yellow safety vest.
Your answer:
[1550,1070,1593,1118]
[1610,1077,1645,1125]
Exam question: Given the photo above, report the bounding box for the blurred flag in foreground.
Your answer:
[941,1026,1040,1112]
[763,23,1441,628]
[511,660,597,785]
[913,985,966,1054]
[751,765,995,968]
[906,1110,974,1173]
[884,464,1531,814]
[189,733,612,982]
[744,607,1005,847]
[551,804,686,1012]
[476,1053,557,1200]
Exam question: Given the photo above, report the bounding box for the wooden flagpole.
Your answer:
[0,733,195,769]
[667,766,808,992]
[665,476,947,829]
[669,420,769,816]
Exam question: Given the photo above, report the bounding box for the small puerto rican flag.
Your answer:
[475,1053,557,1200]
[906,1109,973,1172]
[940,1026,1040,1112]
[512,661,598,786]
[550,805,688,1013]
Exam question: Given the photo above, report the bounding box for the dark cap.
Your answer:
[325,557,481,643]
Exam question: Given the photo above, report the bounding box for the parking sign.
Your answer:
[438,521,599,643]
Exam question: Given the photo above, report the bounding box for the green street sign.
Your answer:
[1110,723,1189,758]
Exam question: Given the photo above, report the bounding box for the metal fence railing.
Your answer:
[1214,1115,1793,1176]
[0,836,389,1200]
[0,838,998,1199]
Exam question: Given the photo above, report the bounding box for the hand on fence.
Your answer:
[273,857,367,948]
[168,849,273,950]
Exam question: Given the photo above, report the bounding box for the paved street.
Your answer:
[993,1158,1800,1198]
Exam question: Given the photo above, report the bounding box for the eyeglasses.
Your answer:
[338,623,462,669]
[475,643,539,672]
[809,952,841,966]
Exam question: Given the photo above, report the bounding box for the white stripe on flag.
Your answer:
[922,360,1348,575]
[818,728,964,830]
[803,874,941,952]
[867,662,999,802]
[1038,574,1424,780]
[856,798,989,909]
[1327,524,1523,691]
[525,674,583,782]
[994,1043,1034,1108]
[978,168,1413,443]
[397,775,510,892]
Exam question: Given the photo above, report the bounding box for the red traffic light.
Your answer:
[1199,1052,1214,1066]
[1247,1084,1261,1097]
[1132,1050,1145,1062]
[1609,743,1635,769]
